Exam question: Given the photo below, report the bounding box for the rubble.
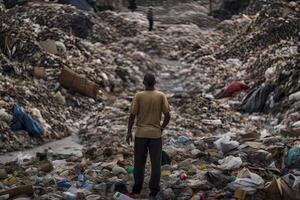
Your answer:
[1,0,300,199]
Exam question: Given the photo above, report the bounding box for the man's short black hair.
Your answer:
[143,73,156,87]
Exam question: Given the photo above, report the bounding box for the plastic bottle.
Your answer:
[47,147,54,161]
[113,192,134,200]
[94,183,107,197]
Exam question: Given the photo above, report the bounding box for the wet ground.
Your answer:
[0,135,82,164]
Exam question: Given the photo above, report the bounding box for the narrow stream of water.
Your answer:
[0,134,83,164]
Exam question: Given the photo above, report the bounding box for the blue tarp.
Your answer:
[67,0,93,11]
[10,104,44,137]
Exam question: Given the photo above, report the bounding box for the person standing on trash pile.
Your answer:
[147,7,154,31]
[126,73,171,200]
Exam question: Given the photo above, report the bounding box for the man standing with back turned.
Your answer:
[126,73,171,200]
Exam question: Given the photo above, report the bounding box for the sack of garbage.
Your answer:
[237,84,275,113]
[231,168,265,194]
[10,104,44,137]
[214,135,239,154]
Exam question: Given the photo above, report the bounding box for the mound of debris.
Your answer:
[0,2,158,153]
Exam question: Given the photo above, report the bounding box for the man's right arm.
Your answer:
[161,94,171,132]
[126,94,138,144]
[126,114,135,145]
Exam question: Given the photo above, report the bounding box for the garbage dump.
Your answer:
[1,0,300,199]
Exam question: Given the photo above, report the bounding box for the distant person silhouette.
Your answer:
[147,7,154,31]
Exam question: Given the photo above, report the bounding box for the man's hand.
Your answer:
[126,131,133,145]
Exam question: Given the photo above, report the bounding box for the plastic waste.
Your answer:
[180,172,188,181]
[112,165,127,175]
[94,183,107,197]
[214,136,239,154]
[0,109,12,122]
[77,173,90,189]
[265,67,276,81]
[282,173,300,193]
[57,180,72,190]
[238,84,275,113]
[127,167,134,174]
[177,136,190,144]
[162,188,175,200]
[47,147,54,161]
[63,191,76,200]
[178,187,193,198]
[226,58,242,66]
[231,168,265,194]
[222,81,249,98]
[113,192,134,200]
[161,170,171,177]
[206,171,230,188]
[218,156,242,170]
[289,91,300,102]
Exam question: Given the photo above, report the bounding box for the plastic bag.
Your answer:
[214,135,239,154]
[238,84,275,113]
[223,81,249,98]
[218,156,242,170]
[231,168,265,194]
[282,174,300,193]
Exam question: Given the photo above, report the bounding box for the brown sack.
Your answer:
[59,67,99,99]
[264,176,282,200]
[233,188,246,200]
[0,185,33,198]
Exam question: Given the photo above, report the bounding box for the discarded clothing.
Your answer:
[238,84,275,113]
[10,104,44,137]
[223,81,249,98]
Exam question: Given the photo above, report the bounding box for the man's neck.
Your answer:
[145,87,155,91]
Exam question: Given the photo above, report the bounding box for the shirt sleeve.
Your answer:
[130,94,138,115]
[162,94,170,114]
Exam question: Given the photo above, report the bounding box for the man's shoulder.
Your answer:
[135,90,166,97]
[155,90,166,96]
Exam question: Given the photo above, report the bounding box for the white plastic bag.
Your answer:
[218,156,242,170]
[231,168,265,194]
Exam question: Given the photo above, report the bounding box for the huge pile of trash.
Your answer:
[0,2,158,153]
[1,0,300,200]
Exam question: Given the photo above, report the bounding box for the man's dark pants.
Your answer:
[132,137,162,196]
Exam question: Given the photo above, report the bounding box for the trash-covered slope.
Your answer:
[1,1,300,200]
[0,3,157,153]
